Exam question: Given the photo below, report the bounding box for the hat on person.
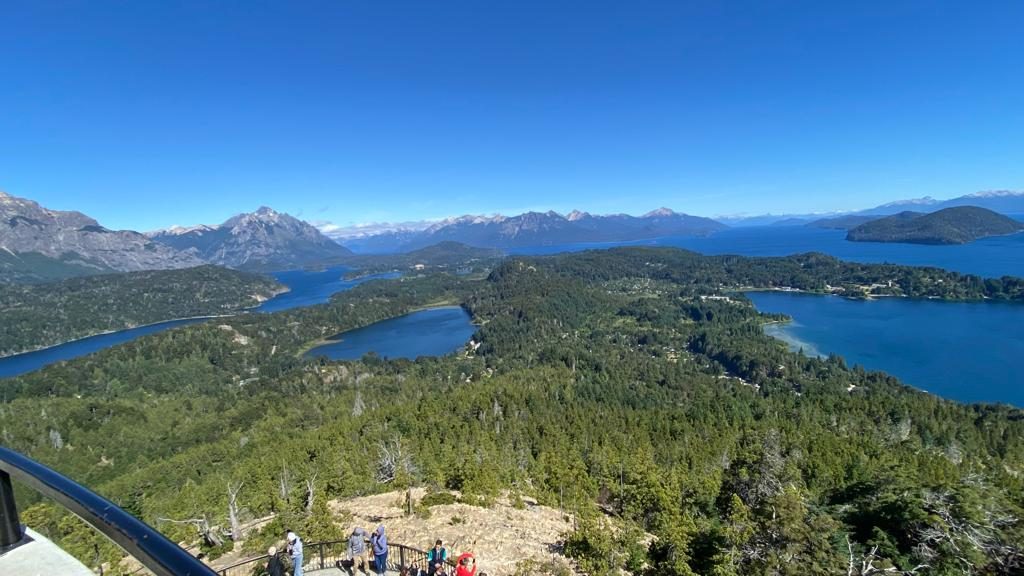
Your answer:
[269,546,277,555]
[287,532,298,542]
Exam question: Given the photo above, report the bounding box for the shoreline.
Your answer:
[0,314,237,360]
[296,302,469,357]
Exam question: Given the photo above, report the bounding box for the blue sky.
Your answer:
[2,1,1022,231]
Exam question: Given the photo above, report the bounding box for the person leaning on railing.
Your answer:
[265,546,286,576]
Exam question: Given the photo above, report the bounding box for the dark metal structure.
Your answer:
[0,445,217,576]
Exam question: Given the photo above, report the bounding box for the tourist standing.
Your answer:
[370,525,388,575]
[348,527,371,574]
[287,531,304,576]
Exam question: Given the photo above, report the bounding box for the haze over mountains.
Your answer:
[716,190,1024,227]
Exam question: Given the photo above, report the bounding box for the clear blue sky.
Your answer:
[2,1,1023,231]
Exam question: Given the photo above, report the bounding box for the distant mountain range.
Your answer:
[0,190,203,282]
[148,207,352,270]
[722,190,1024,227]
[336,208,726,253]
[846,206,1024,245]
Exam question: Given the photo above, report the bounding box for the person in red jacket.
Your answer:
[454,552,477,576]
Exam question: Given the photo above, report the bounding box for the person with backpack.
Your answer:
[370,525,388,575]
[426,539,447,575]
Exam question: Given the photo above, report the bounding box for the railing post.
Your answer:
[0,469,23,549]
[400,545,406,571]
[319,543,325,569]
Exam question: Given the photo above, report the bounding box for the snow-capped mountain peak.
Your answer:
[643,207,677,218]
[964,190,1023,199]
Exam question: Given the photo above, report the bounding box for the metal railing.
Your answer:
[0,445,217,576]
[220,540,461,576]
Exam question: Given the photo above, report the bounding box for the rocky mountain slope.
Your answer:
[149,207,353,270]
[0,191,203,282]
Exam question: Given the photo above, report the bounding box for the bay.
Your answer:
[746,291,1024,406]
[306,306,476,361]
[511,226,1024,279]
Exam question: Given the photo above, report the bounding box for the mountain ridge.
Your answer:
[0,191,204,282]
[335,207,727,253]
[149,206,352,270]
[847,206,1024,244]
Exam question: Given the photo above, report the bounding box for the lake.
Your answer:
[746,291,1024,407]
[0,266,396,378]
[0,317,211,379]
[511,226,1024,279]
[306,306,476,361]
[255,267,400,313]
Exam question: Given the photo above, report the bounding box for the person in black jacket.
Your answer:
[266,546,285,576]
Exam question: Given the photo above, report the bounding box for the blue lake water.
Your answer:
[746,291,1024,407]
[0,317,210,379]
[512,226,1024,279]
[306,306,476,361]
[0,266,397,378]
[255,267,400,313]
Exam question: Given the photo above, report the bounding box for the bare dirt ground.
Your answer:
[327,489,579,576]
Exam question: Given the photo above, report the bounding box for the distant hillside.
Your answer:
[149,207,352,270]
[338,208,727,252]
[343,241,504,276]
[806,214,878,230]
[847,206,1024,244]
[0,266,284,356]
[0,191,203,282]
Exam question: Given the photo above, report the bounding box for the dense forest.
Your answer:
[2,247,1021,575]
[0,265,284,356]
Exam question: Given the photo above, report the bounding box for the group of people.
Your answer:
[404,539,478,576]
[346,525,390,575]
[264,526,480,576]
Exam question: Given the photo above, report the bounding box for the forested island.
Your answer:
[0,265,284,357]
[847,206,1024,244]
[2,247,1021,575]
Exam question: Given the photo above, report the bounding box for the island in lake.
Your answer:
[846,205,1023,245]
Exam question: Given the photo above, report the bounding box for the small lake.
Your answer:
[746,291,1024,407]
[511,226,1024,279]
[306,306,476,361]
[0,266,397,378]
